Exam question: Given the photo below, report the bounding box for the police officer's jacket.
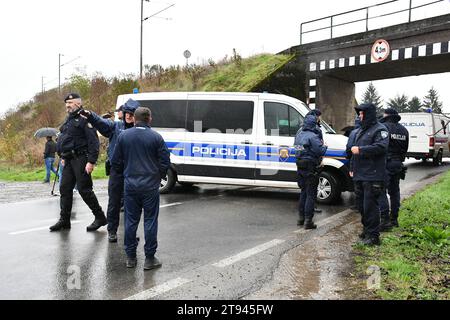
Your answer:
[294,115,327,165]
[57,110,100,164]
[111,122,171,192]
[351,104,389,182]
[345,117,361,173]
[380,114,409,162]
[87,112,126,161]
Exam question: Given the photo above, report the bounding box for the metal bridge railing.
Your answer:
[300,0,447,45]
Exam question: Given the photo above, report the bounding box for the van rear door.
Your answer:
[182,94,257,181]
[399,113,431,154]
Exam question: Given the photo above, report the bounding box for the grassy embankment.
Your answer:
[354,171,450,300]
[0,53,293,182]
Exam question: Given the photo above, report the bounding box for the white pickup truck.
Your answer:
[399,112,450,166]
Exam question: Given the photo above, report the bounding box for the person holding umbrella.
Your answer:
[43,136,58,183]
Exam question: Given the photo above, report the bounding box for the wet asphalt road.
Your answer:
[0,159,448,300]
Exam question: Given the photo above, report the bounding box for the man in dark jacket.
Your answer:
[43,136,58,183]
[80,99,140,243]
[350,103,389,245]
[112,107,170,270]
[378,108,409,228]
[50,93,106,232]
[294,115,328,229]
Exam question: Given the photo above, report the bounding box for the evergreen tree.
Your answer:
[361,82,383,114]
[387,94,409,113]
[422,87,443,113]
[408,96,422,112]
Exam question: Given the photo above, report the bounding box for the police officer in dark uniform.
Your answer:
[80,99,140,242]
[49,93,107,232]
[379,108,409,228]
[294,114,328,229]
[112,107,170,269]
[350,103,389,245]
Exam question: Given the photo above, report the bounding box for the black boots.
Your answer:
[390,218,399,227]
[380,219,393,232]
[86,214,107,232]
[144,256,162,271]
[126,256,137,268]
[49,219,71,232]
[304,219,317,230]
[297,215,305,226]
[108,231,118,243]
[360,237,381,246]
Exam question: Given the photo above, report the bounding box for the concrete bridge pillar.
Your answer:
[315,76,357,133]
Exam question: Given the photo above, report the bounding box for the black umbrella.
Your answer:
[34,127,58,138]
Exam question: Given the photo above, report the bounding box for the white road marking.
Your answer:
[212,239,285,268]
[293,209,354,234]
[124,277,192,300]
[9,220,84,235]
[160,202,182,208]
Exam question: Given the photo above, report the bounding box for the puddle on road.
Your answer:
[245,214,360,300]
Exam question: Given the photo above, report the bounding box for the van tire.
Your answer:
[317,171,341,204]
[160,168,176,194]
[433,150,443,166]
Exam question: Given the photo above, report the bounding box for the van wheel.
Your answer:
[433,150,443,166]
[160,169,176,194]
[317,171,341,204]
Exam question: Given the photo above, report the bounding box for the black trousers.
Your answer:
[354,181,384,239]
[106,167,124,232]
[297,160,319,220]
[59,155,104,220]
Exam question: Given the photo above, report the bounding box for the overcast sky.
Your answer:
[0,0,449,117]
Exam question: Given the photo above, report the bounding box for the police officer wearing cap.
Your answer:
[294,114,328,229]
[378,108,409,229]
[80,99,140,242]
[49,93,107,232]
[350,103,389,245]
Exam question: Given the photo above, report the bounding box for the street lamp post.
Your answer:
[140,0,175,79]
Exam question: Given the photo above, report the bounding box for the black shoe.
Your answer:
[126,256,137,268]
[314,208,322,213]
[358,232,366,240]
[86,215,107,232]
[144,256,162,271]
[304,219,317,230]
[297,217,305,226]
[380,221,393,232]
[49,219,71,232]
[108,231,118,243]
[390,219,399,227]
[360,237,381,246]
[43,180,50,183]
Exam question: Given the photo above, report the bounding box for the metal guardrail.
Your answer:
[300,0,446,44]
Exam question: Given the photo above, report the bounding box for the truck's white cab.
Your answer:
[116,92,352,204]
[399,111,450,165]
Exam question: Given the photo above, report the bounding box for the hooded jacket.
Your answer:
[294,115,327,165]
[380,113,409,162]
[351,104,389,182]
[345,116,361,172]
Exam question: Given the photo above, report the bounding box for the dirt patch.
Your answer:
[246,213,370,300]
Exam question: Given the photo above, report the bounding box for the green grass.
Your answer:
[0,162,107,182]
[200,53,294,92]
[354,171,450,300]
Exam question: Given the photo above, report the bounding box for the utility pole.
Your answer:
[58,53,62,93]
[42,76,45,94]
[140,1,175,79]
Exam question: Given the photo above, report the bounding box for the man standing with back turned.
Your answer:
[50,93,107,232]
[112,107,170,269]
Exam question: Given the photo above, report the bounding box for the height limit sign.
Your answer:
[371,39,390,63]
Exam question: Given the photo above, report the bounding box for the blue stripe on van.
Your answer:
[165,142,348,165]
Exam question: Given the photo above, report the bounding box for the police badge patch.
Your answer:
[381,131,389,139]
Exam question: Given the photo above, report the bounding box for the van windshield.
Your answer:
[320,120,336,134]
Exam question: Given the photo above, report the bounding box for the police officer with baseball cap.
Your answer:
[79,99,141,242]
[49,93,107,232]
[378,108,409,229]
[350,103,389,245]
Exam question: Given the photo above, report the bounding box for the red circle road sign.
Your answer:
[371,39,390,62]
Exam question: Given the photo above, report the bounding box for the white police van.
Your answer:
[116,92,352,204]
[399,111,450,166]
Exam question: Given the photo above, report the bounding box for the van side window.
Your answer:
[140,100,187,129]
[187,100,254,134]
[264,102,304,137]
